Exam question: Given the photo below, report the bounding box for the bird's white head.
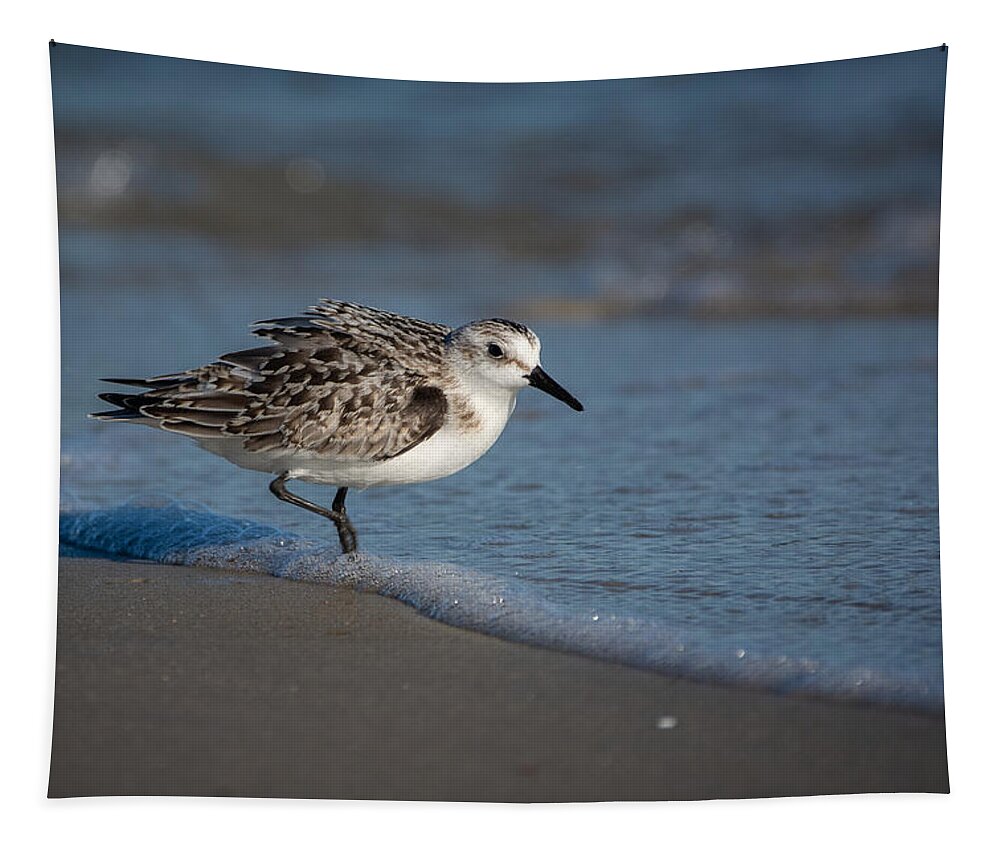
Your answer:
[444,319,583,411]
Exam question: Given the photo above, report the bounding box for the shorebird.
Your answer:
[92,299,583,554]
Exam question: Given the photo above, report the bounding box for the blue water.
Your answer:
[51,44,946,314]
[51,44,946,219]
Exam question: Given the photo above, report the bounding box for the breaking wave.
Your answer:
[59,502,943,710]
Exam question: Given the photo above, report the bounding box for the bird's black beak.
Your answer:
[526,366,584,412]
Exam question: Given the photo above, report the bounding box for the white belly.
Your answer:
[304,422,499,487]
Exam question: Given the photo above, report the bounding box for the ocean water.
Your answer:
[60,291,942,709]
[51,44,946,219]
[51,44,946,315]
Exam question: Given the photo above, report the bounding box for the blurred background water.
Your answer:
[53,44,945,708]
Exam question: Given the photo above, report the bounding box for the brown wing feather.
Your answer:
[93,301,452,462]
[379,386,448,460]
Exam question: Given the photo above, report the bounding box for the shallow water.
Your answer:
[60,302,942,708]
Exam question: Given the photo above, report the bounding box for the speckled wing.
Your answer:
[94,300,452,462]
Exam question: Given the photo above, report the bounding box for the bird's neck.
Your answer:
[451,376,518,436]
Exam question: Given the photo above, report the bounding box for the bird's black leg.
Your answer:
[331,487,358,554]
[269,474,358,554]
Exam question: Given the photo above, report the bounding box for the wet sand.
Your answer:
[48,557,948,801]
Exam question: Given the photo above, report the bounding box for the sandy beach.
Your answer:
[47,557,948,801]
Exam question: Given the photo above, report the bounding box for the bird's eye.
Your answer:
[486,343,504,359]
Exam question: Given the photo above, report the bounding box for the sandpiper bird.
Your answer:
[92,299,583,554]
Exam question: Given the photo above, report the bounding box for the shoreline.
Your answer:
[49,557,949,801]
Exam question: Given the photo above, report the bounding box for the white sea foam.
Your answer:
[58,503,943,710]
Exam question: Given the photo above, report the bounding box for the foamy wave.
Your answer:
[58,504,942,710]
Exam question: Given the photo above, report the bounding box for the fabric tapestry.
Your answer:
[50,42,948,801]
